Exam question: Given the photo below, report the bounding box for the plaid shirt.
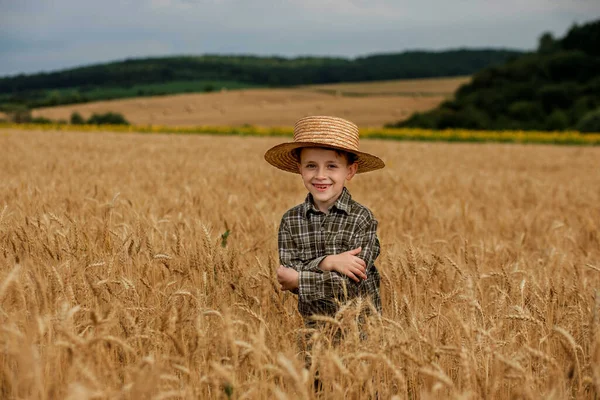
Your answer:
[278,187,382,319]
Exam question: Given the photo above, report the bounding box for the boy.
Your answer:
[264,115,385,325]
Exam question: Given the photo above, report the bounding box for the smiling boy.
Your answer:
[264,116,384,323]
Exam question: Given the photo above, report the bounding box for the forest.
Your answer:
[391,19,600,131]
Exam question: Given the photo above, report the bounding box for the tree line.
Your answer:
[390,19,600,132]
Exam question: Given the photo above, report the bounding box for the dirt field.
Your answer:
[32,77,468,127]
[1,128,599,398]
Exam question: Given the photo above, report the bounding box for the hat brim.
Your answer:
[264,142,385,174]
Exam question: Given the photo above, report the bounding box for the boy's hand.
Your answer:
[320,247,367,282]
[277,265,299,291]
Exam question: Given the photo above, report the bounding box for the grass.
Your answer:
[0,128,599,398]
[0,80,264,109]
[62,80,262,99]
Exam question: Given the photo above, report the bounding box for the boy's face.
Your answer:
[297,147,358,213]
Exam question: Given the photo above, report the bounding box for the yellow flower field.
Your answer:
[1,122,600,145]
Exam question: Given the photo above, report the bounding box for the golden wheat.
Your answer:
[0,127,599,399]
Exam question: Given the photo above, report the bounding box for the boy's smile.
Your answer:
[313,183,331,192]
[298,147,358,213]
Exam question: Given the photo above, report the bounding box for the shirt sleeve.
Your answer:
[278,217,327,272]
[298,212,380,303]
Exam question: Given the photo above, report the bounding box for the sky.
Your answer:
[0,0,598,77]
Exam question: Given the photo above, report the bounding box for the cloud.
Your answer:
[0,0,598,75]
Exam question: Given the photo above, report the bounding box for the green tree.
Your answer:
[576,109,600,133]
[87,112,129,125]
[545,110,569,131]
[538,32,559,54]
[70,112,85,124]
[507,101,544,121]
[393,18,600,131]
[8,108,32,123]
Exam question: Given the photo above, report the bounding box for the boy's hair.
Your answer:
[293,147,358,165]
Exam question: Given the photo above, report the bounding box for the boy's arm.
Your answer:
[298,214,380,303]
[278,217,327,271]
[278,217,326,294]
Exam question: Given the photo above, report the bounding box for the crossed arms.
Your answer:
[276,215,380,303]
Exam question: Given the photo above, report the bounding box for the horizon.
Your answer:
[1,0,598,78]
[0,46,525,79]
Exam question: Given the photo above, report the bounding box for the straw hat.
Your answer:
[264,116,385,174]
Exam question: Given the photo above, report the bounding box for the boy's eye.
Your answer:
[328,164,338,169]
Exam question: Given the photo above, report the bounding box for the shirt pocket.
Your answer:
[331,234,350,255]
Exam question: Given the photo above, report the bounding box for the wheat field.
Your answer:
[32,77,468,128]
[303,77,470,96]
[1,128,599,399]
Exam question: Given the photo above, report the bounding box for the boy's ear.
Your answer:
[346,162,358,181]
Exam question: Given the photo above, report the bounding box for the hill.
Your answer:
[391,19,600,131]
[31,77,469,128]
[0,49,520,111]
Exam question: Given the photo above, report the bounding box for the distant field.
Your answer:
[33,76,469,127]
[304,76,470,96]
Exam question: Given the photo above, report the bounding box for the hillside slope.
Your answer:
[1,49,518,110]
[392,19,600,131]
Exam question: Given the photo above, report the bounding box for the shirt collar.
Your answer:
[303,187,352,217]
